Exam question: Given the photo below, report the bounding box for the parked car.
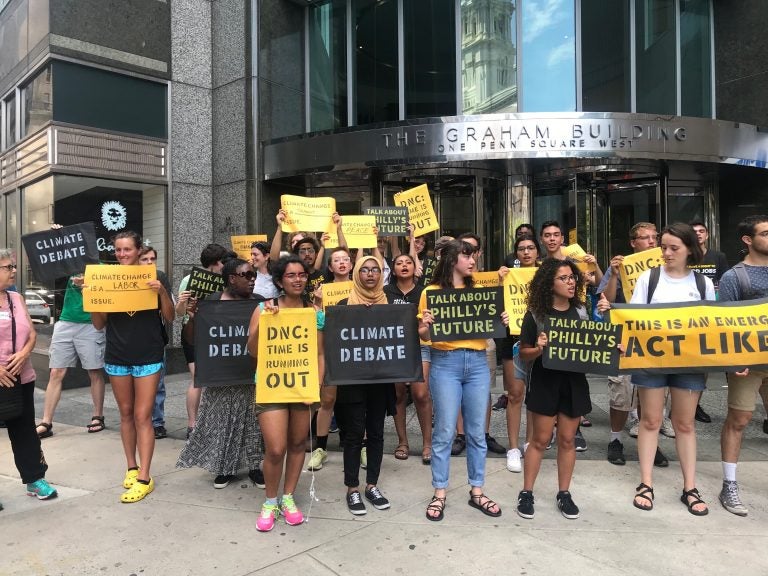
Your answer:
[24,292,51,323]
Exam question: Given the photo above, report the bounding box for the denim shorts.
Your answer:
[420,344,431,363]
[105,362,164,378]
[631,372,706,392]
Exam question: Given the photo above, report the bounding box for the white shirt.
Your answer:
[630,267,716,304]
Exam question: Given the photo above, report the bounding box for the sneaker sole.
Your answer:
[506,465,522,473]
[557,503,580,519]
[607,458,626,466]
[282,513,305,525]
[366,500,391,510]
[575,446,588,452]
[306,464,324,471]
[516,509,534,519]
[27,491,58,500]
[719,497,748,517]
[348,508,367,515]
[256,522,275,532]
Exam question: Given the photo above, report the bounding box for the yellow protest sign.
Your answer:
[339,215,377,249]
[280,195,336,233]
[618,247,663,302]
[322,280,353,311]
[562,244,597,273]
[82,264,158,312]
[503,267,537,335]
[472,271,501,288]
[231,235,268,260]
[256,308,320,403]
[610,298,768,372]
[394,184,439,235]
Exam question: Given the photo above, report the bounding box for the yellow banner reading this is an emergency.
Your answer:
[503,267,537,335]
[231,235,268,260]
[82,264,158,312]
[394,184,439,235]
[280,195,336,233]
[618,247,663,302]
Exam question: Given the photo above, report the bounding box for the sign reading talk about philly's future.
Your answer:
[188,266,225,299]
[364,206,409,236]
[22,222,100,282]
[427,286,506,341]
[542,317,622,375]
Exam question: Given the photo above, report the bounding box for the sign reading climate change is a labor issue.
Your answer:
[188,266,225,299]
[542,318,623,375]
[427,287,506,341]
[256,308,319,403]
[503,268,537,335]
[394,184,439,235]
[194,299,260,388]
[618,247,663,302]
[610,298,768,373]
[280,195,336,234]
[82,264,157,312]
[22,222,99,282]
[364,206,409,236]
[324,305,422,385]
[231,234,268,260]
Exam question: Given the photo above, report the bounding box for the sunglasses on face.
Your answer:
[234,271,256,280]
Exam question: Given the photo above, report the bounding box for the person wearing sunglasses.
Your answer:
[178,257,265,490]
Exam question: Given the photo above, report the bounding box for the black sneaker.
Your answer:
[347,490,367,515]
[364,486,391,510]
[556,490,580,519]
[607,439,626,465]
[695,404,712,423]
[653,447,669,468]
[213,474,236,489]
[486,434,507,454]
[517,490,535,519]
[249,468,265,489]
[574,430,588,452]
[492,395,508,411]
[154,425,167,439]
[451,434,466,456]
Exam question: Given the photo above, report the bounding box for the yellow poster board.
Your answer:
[472,271,501,288]
[322,280,353,311]
[280,195,336,233]
[82,264,158,312]
[618,247,663,302]
[394,184,439,235]
[256,308,320,403]
[503,267,537,335]
[231,235,268,260]
[562,243,597,273]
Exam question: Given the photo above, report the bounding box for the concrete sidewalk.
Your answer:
[2,374,768,575]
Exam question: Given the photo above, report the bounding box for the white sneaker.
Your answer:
[628,418,639,438]
[307,447,328,471]
[506,448,522,473]
[660,417,676,438]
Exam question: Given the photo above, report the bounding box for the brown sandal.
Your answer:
[87,416,105,433]
[426,495,446,521]
[36,422,53,439]
[394,444,409,460]
[633,483,654,511]
[468,491,502,517]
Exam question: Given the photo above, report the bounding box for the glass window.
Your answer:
[581,0,630,112]
[354,0,398,124]
[404,0,456,118]
[5,93,16,148]
[22,64,52,137]
[309,0,347,131]
[680,0,712,117]
[636,0,676,114]
[461,0,517,114]
[521,0,575,111]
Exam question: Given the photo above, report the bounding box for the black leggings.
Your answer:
[7,381,48,484]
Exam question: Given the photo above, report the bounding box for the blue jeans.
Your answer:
[152,360,167,428]
[428,348,490,489]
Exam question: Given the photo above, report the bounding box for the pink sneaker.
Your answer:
[280,494,304,526]
[256,502,278,532]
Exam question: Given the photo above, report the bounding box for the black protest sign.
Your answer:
[188,266,224,299]
[324,304,422,385]
[364,206,409,236]
[21,222,99,282]
[194,299,259,387]
[427,287,506,341]
[541,317,622,375]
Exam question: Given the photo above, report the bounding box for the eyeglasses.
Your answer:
[555,274,577,283]
[298,248,316,255]
[234,271,256,280]
[359,267,382,275]
[0,264,17,271]
[283,272,309,280]
[517,245,537,252]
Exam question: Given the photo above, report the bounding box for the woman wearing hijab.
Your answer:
[334,255,396,516]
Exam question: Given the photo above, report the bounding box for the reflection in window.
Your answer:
[5,94,16,148]
[581,0,630,112]
[405,0,456,118]
[680,0,712,117]
[309,0,347,131]
[521,0,575,111]
[461,0,517,114]
[636,0,676,114]
[23,65,52,137]
[355,0,398,124]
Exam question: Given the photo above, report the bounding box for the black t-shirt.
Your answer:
[689,250,729,283]
[105,308,166,366]
[384,282,424,305]
[305,269,328,301]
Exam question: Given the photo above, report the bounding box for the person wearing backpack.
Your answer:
[627,223,715,516]
[717,215,768,517]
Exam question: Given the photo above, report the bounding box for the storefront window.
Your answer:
[354,0,398,124]
[680,0,712,117]
[404,0,456,118]
[461,0,517,114]
[521,0,575,111]
[581,0,630,112]
[5,93,16,148]
[309,0,347,131]
[636,0,676,114]
[22,64,52,137]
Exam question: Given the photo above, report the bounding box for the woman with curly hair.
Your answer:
[516,258,590,520]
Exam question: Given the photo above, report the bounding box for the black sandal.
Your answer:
[87,416,105,433]
[426,495,446,521]
[633,483,654,511]
[468,491,502,517]
[680,487,709,516]
[36,422,53,439]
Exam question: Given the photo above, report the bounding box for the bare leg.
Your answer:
[259,409,289,500]
[555,414,580,491]
[394,383,409,447]
[284,408,312,494]
[186,362,199,428]
[88,369,105,418]
[315,384,337,439]
[670,388,706,513]
[39,368,67,428]
[636,388,665,488]
[411,381,432,455]
[721,407,753,464]
[502,360,524,449]
[522,412,557,491]
[132,373,160,481]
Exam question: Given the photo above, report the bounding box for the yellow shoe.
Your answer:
[120,478,154,503]
[123,468,140,489]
